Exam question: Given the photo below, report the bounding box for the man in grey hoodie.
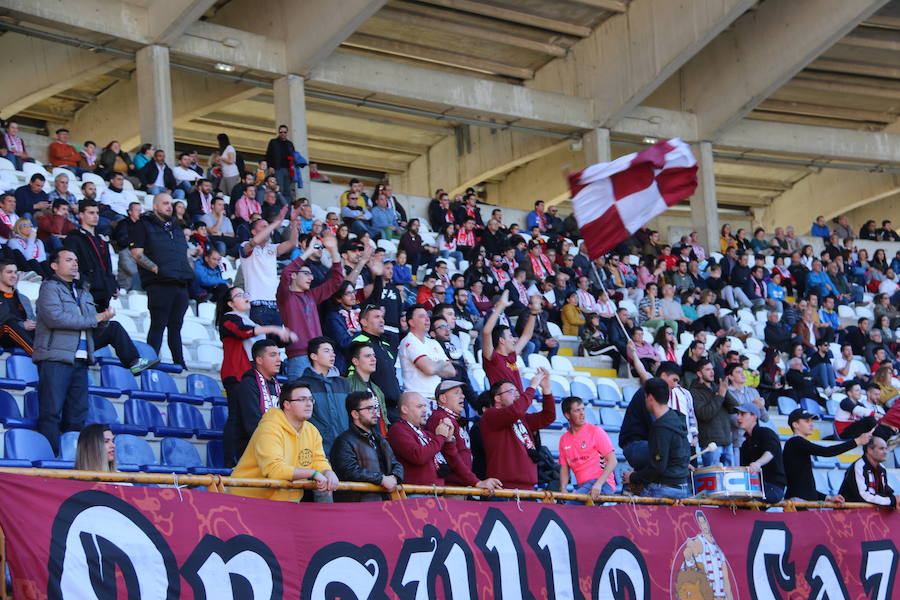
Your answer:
[35,249,114,453]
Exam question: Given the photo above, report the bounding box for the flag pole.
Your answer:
[591,260,632,341]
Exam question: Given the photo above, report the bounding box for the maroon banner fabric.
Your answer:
[0,471,898,599]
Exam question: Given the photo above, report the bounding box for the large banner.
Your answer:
[0,472,898,599]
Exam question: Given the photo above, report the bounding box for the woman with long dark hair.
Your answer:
[75,424,117,472]
[217,133,240,194]
[216,285,295,466]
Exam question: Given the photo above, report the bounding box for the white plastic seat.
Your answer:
[727,336,745,352]
[837,305,855,319]
[856,306,875,321]
[197,302,216,321]
[51,167,78,183]
[182,320,211,343]
[550,355,575,376]
[618,299,638,316]
[527,354,553,372]
[125,292,149,314]
[0,157,14,171]
[745,337,764,353]
[23,162,52,185]
[546,322,563,338]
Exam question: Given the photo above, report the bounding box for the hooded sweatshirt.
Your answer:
[629,408,690,487]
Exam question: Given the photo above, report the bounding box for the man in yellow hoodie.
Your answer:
[230,381,339,502]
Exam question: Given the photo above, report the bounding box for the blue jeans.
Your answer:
[284,355,311,381]
[701,444,734,467]
[566,478,614,504]
[349,219,381,240]
[640,482,690,499]
[763,483,786,504]
[439,249,465,264]
[623,441,650,471]
[147,185,185,200]
[37,360,88,455]
[275,167,292,199]
[811,363,836,389]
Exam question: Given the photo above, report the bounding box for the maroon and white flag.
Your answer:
[567,138,698,259]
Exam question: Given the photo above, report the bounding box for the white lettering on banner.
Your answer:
[40,490,900,599]
[475,509,535,600]
[527,509,584,600]
[592,537,650,600]
[748,522,796,599]
[805,546,849,600]
[860,541,899,600]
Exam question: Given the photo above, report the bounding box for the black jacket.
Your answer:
[351,332,401,408]
[131,213,195,287]
[265,137,295,170]
[186,190,215,220]
[629,409,690,487]
[234,369,280,462]
[330,424,403,502]
[619,389,650,448]
[141,161,178,191]
[739,424,786,487]
[840,457,897,507]
[764,321,792,353]
[63,227,117,308]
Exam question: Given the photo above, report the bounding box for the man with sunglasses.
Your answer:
[265,124,296,198]
[231,381,339,502]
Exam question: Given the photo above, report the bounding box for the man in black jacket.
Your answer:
[622,377,691,498]
[130,193,194,367]
[231,339,282,466]
[65,200,156,375]
[0,260,34,354]
[352,307,401,418]
[736,402,786,503]
[690,360,739,467]
[763,310,792,353]
[265,125,296,197]
[141,150,184,200]
[331,391,404,502]
[839,436,900,508]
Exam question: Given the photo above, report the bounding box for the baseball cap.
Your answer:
[787,408,818,427]
[435,380,465,398]
[736,402,761,419]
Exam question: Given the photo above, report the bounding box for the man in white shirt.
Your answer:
[398,304,456,403]
[172,153,201,195]
[201,196,236,254]
[0,193,17,244]
[575,275,601,314]
[99,172,136,217]
[240,206,297,326]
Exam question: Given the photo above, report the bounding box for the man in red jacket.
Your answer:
[387,391,453,487]
[426,380,502,493]
[480,368,554,492]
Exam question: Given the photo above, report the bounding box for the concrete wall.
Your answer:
[844,193,900,234]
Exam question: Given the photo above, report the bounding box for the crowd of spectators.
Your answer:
[4,119,900,508]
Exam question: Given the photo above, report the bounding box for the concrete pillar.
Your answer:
[583,127,611,165]
[690,141,719,253]
[135,45,174,160]
[273,75,309,196]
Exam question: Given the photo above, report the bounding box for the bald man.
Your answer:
[387,391,453,488]
[130,193,194,367]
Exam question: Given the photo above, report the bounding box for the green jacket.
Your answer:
[347,372,389,428]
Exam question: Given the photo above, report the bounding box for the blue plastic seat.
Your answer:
[0,390,36,428]
[92,365,146,399]
[133,340,182,374]
[2,429,73,468]
[59,431,80,461]
[185,373,227,406]
[800,398,829,420]
[827,469,845,494]
[0,355,38,389]
[596,384,621,408]
[549,379,568,399]
[114,434,186,474]
[23,391,37,421]
[168,402,220,439]
[777,396,799,416]
[206,440,226,469]
[599,407,624,432]
[584,406,601,426]
[124,398,193,438]
[570,381,597,404]
[812,454,839,468]
[160,437,227,475]
[86,395,148,436]
[813,468,830,496]
[93,345,121,366]
[545,403,567,430]
[209,405,227,431]
[622,385,639,404]
[141,370,203,404]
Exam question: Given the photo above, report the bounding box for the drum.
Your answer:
[691,466,763,499]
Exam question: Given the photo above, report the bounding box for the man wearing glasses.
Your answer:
[231,381,339,502]
[332,391,404,502]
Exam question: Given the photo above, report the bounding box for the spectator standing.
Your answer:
[352,305,402,416]
[839,437,900,508]
[265,125,296,196]
[230,382,339,502]
[398,219,437,275]
[299,337,351,460]
[559,396,617,503]
[398,304,456,403]
[387,391,453,486]
[480,369,555,491]
[0,261,34,354]
[331,391,404,502]
[347,341,390,433]
[690,360,739,466]
[425,380,501,492]
[481,290,538,392]
[217,133,240,194]
[35,249,114,453]
[113,202,142,290]
[240,206,297,326]
[129,193,194,368]
[278,229,345,379]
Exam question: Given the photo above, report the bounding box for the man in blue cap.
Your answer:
[736,401,786,503]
